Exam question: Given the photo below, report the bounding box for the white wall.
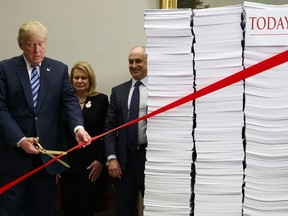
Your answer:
[0,0,158,96]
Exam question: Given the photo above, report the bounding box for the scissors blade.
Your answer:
[34,140,70,168]
[44,150,67,155]
[46,153,70,168]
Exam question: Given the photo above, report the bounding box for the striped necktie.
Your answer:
[30,66,40,111]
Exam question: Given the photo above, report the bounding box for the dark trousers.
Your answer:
[63,210,93,216]
[116,147,146,216]
[0,169,55,216]
[60,172,101,216]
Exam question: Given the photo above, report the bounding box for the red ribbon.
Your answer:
[0,50,287,195]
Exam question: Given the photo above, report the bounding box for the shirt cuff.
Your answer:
[17,137,26,147]
[74,125,84,135]
[107,155,117,161]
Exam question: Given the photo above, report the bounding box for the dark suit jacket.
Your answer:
[0,55,83,176]
[64,94,109,172]
[104,79,132,171]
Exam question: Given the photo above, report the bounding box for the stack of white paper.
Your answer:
[144,8,194,216]
[143,2,288,215]
[193,5,245,216]
[243,1,288,215]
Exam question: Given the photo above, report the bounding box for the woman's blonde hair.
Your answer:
[70,61,98,97]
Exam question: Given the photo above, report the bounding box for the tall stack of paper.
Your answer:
[144,8,194,216]
[243,2,288,216]
[193,5,245,216]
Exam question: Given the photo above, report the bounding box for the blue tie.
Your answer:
[128,80,142,151]
[30,66,40,111]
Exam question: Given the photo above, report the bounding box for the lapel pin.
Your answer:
[85,101,91,108]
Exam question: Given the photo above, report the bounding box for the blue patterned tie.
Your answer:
[128,80,142,151]
[30,66,40,111]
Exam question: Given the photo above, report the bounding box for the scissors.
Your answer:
[33,138,70,168]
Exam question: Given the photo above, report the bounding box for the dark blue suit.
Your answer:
[0,55,84,215]
[105,79,146,216]
[104,80,132,170]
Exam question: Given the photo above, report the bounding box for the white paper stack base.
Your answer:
[193,5,244,216]
[144,8,194,216]
[243,1,288,216]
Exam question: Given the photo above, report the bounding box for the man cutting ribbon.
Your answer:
[0,21,91,216]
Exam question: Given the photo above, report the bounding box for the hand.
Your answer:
[75,128,91,147]
[18,137,40,154]
[107,159,122,179]
[87,160,103,182]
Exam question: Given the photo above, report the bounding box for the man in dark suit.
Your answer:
[104,46,148,216]
[0,21,91,216]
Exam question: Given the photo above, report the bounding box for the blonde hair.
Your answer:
[17,21,48,46]
[70,61,98,97]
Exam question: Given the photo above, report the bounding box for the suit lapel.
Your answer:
[37,58,51,111]
[16,56,34,112]
[122,80,132,122]
[82,97,91,116]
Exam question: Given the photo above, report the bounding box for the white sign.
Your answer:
[245,9,288,46]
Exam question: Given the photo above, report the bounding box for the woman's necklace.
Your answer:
[79,97,86,104]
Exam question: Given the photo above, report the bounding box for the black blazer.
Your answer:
[104,79,132,171]
[64,94,109,172]
[0,55,83,176]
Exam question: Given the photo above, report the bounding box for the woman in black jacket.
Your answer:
[60,61,109,216]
